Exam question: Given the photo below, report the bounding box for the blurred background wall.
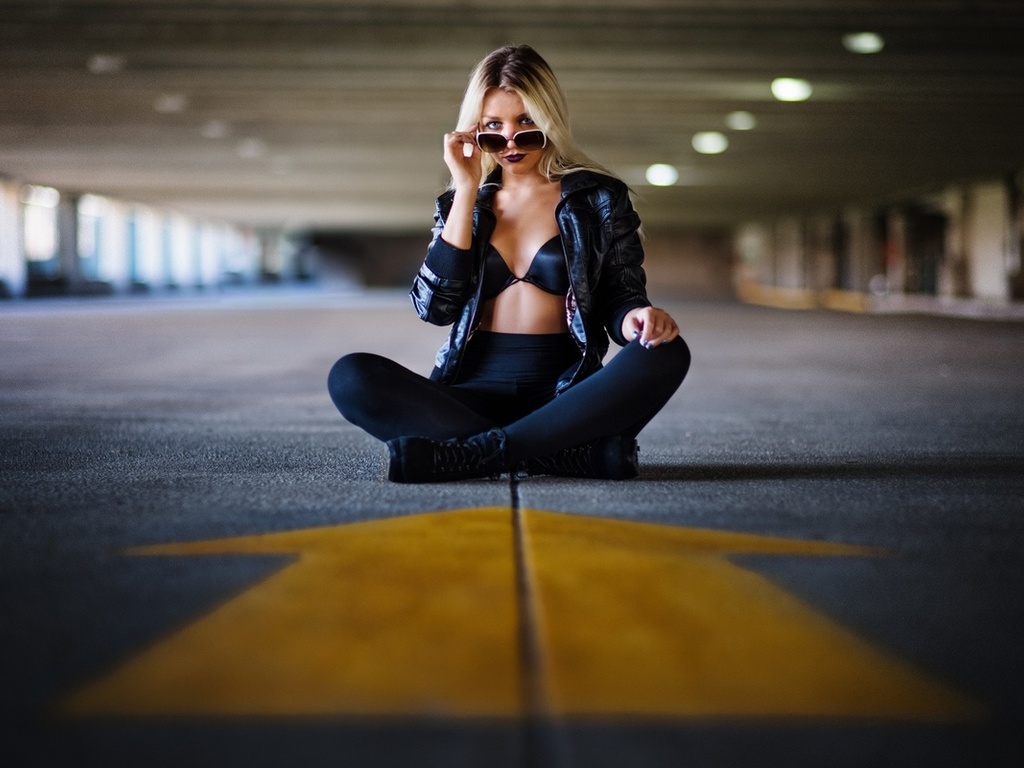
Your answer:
[1,1,1022,309]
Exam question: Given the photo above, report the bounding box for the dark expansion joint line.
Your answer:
[510,474,572,768]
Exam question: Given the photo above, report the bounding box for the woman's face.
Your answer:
[479,88,545,178]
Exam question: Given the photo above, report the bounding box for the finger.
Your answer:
[638,312,678,349]
[451,128,478,144]
[654,327,678,346]
[629,311,652,343]
[651,324,680,348]
[444,132,474,151]
[457,135,480,159]
[639,314,661,345]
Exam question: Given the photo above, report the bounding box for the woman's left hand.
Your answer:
[622,306,680,349]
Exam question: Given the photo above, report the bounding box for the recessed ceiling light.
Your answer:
[201,120,231,139]
[237,138,267,159]
[87,54,125,74]
[842,32,885,54]
[692,132,729,154]
[771,78,813,102]
[154,94,187,113]
[645,164,679,186]
[725,111,757,131]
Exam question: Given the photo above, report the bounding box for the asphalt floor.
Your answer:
[1,285,1022,768]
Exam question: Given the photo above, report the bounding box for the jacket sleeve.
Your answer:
[593,182,652,346]
[409,199,476,326]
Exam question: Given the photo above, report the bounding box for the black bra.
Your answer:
[481,235,569,299]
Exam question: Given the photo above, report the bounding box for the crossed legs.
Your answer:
[328,336,690,478]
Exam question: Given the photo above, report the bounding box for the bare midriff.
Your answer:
[476,283,568,334]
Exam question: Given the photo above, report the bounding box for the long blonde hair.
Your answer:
[453,45,613,185]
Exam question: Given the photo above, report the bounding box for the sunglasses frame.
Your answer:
[475,129,547,153]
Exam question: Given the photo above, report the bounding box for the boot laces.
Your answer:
[433,432,503,476]
[536,443,595,476]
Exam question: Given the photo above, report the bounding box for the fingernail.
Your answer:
[632,330,639,337]
[645,341,654,349]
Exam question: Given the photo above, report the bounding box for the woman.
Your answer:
[328,44,690,483]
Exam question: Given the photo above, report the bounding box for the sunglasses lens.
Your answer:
[475,130,547,153]
[514,130,546,150]
[476,133,507,153]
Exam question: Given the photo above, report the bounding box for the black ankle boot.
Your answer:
[386,428,509,483]
[525,436,640,480]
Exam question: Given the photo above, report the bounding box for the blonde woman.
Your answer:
[329,45,689,482]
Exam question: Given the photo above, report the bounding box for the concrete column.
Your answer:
[245,230,261,282]
[1008,172,1023,300]
[965,180,1010,301]
[838,209,862,292]
[804,214,837,292]
[56,192,82,290]
[93,200,129,293]
[196,223,222,288]
[774,217,804,289]
[839,208,885,293]
[885,210,908,294]
[734,222,772,285]
[0,181,26,297]
[939,187,970,298]
[166,214,196,289]
[222,227,259,284]
[132,207,165,290]
[260,229,284,281]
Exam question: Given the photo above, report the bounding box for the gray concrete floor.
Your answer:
[1,286,1022,767]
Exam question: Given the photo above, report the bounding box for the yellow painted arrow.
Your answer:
[63,507,521,716]
[60,508,982,720]
[522,511,979,719]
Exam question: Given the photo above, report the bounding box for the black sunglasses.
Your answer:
[475,129,547,153]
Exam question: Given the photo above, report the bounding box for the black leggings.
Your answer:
[327,331,690,465]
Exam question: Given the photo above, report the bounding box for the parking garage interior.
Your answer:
[2,2,1023,767]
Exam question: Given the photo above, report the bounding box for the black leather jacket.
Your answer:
[410,168,651,395]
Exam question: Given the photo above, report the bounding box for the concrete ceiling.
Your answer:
[1,1,1023,233]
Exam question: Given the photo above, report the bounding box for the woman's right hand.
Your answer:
[443,128,482,191]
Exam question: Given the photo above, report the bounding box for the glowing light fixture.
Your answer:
[726,111,757,131]
[154,94,187,113]
[771,78,813,102]
[87,54,125,74]
[237,138,268,159]
[645,164,679,186]
[692,132,729,155]
[201,120,231,139]
[843,32,885,54]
